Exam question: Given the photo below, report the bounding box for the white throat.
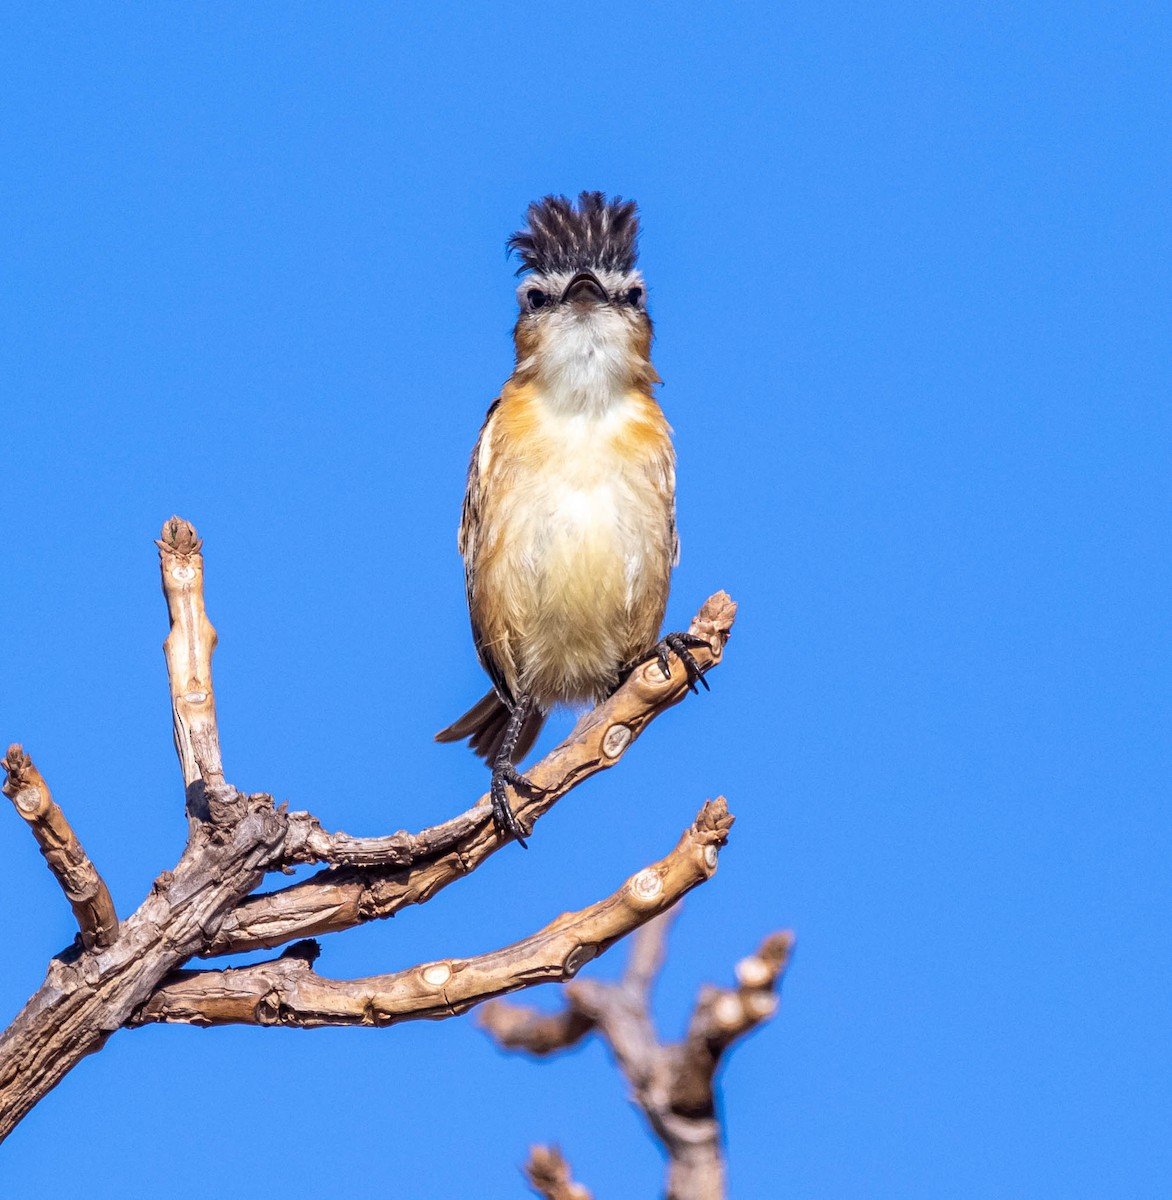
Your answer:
[534,308,635,417]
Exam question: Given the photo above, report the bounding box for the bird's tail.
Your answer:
[435,690,546,765]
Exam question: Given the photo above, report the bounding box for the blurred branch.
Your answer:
[1,744,118,951]
[525,1146,593,1200]
[482,916,794,1200]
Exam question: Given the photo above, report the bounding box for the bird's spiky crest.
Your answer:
[507,191,640,277]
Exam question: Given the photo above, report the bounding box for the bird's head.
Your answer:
[507,192,657,400]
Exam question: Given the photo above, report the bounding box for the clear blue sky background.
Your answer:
[1,4,1167,1196]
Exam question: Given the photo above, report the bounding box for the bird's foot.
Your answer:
[489,759,544,849]
[644,632,713,694]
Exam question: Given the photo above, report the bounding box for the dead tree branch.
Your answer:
[0,516,739,1148]
[132,799,731,1030]
[1,745,118,952]
[481,915,794,1200]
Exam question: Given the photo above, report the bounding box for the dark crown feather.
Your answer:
[507,191,640,276]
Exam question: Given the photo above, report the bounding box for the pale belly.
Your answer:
[482,470,671,705]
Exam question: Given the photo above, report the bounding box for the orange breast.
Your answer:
[470,383,676,705]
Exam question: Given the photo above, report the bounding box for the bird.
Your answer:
[436,191,709,846]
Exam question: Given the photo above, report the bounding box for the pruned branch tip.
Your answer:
[157,516,225,801]
[2,745,118,952]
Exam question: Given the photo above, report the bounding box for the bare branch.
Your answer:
[133,800,734,1029]
[2,745,118,951]
[156,517,226,814]
[482,918,795,1200]
[279,805,487,869]
[205,593,738,956]
[0,787,291,1142]
[525,1146,593,1200]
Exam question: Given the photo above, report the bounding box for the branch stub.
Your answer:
[630,869,663,904]
[422,963,452,988]
[601,724,632,759]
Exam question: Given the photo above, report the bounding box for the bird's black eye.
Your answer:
[527,289,548,310]
[626,287,643,307]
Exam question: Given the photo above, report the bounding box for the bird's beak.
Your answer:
[561,270,608,304]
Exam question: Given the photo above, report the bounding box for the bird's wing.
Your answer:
[458,399,514,706]
[667,459,680,567]
[456,397,497,560]
[639,400,680,568]
[650,433,680,568]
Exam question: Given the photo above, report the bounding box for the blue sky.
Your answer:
[1,4,1168,1195]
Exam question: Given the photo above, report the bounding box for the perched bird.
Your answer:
[436,191,709,845]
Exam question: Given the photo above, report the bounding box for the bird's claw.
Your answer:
[653,632,712,694]
[489,760,543,848]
